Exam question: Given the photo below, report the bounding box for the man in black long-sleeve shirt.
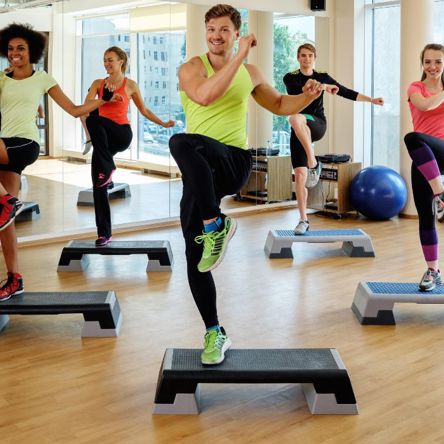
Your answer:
[283,43,384,235]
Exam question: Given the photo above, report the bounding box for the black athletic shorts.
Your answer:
[290,114,327,168]
[0,137,40,174]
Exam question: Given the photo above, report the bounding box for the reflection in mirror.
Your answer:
[9,1,317,241]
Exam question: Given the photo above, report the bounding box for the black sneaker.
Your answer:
[419,268,442,292]
[95,236,112,247]
[96,169,116,188]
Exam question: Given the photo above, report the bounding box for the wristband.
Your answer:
[102,87,113,101]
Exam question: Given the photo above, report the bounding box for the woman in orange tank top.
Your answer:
[81,46,174,246]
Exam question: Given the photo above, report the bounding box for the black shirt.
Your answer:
[283,69,359,122]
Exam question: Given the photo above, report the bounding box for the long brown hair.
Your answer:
[104,46,128,74]
[420,43,444,85]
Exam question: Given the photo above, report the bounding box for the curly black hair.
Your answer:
[0,23,47,64]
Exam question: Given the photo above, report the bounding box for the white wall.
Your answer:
[331,0,368,163]
[64,0,331,16]
[0,8,52,29]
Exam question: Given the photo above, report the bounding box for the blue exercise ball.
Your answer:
[350,165,407,220]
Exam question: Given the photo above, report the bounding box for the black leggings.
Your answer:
[169,133,252,328]
[290,115,327,168]
[405,131,444,262]
[86,115,132,238]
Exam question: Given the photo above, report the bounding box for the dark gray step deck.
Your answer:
[153,348,358,415]
[77,182,131,206]
[0,290,121,337]
[57,240,173,272]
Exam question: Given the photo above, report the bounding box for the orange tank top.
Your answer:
[98,77,130,125]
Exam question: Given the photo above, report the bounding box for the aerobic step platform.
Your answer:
[264,229,375,259]
[15,201,40,222]
[77,182,131,206]
[153,348,358,415]
[0,290,121,337]
[57,240,173,272]
[352,281,444,325]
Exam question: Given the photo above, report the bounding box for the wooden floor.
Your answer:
[1,208,444,443]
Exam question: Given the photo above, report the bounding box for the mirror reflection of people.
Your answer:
[283,43,384,235]
[404,43,444,291]
[83,46,174,246]
[169,4,323,366]
[0,24,110,301]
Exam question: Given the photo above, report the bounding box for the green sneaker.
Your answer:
[201,327,231,365]
[194,215,237,273]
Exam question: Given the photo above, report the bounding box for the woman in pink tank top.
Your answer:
[81,46,174,246]
[404,43,444,291]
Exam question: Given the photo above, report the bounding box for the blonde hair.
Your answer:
[104,46,128,73]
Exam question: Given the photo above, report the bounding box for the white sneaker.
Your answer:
[305,161,322,189]
[83,140,93,155]
[294,220,309,235]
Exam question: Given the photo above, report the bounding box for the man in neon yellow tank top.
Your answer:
[169,4,322,365]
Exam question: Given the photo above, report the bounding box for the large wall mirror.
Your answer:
[0,0,319,240]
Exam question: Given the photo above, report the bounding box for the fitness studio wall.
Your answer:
[0,0,325,240]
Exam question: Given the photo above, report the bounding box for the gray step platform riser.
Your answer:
[0,291,121,337]
[352,282,444,325]
[153,383,358,415]
[264,230,375,259]
[153,348,358,415]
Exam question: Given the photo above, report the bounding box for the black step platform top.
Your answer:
[0,291,114,313]
[156,348,356,405]
[64,240,169,254]
[170,348,339,372]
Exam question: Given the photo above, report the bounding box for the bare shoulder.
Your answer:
[179,56,206,77]
[126,78,138,91]
[90,79,103,90]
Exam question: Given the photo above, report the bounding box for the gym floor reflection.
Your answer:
[15,158,254,238]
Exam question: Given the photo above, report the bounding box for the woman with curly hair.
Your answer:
[0,23,112,301]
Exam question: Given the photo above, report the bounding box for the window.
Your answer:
[272,14,315,154]
[365,0,444,170]
[369,4,400,170]
[137,31,186,159]
[434,0,444,42]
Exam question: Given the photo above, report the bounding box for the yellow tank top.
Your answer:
[180,53,254,149]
